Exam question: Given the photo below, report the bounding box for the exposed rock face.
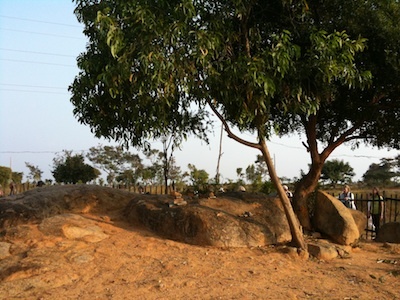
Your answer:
[1,186,291,248]
[376,222,400,243]
[0,185,134,228]
[124,192,292,247]
[39,214,109,243]
[312,191,361,245]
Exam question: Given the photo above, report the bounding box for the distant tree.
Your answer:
[320,159,355,187]
[0,166,11,188]
[86,145,143,185]
[52,152,98,184]
[25,162,42,183]
[254,155,269,181]
[12,172,23,184]
[236,168,245,184]
[168,157,183,190]
[362,158,397,185]
[116,169,138,187]
[187,164,209,192]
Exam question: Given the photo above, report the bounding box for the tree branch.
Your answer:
[206,99,261,150]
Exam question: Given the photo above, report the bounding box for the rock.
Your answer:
[349,209,368,238]
[376,222,400,243]
[312,191,360,245]
[0,185,134,229]
[124,194,292,247]
[0,242,11,259]
[39,214,109,243]
[307,243,338,260]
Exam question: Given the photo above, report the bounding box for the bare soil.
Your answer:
[0,211,399,300]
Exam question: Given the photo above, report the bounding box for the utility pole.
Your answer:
[215,124,224,185]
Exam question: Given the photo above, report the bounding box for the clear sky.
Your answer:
[0,0,398,184]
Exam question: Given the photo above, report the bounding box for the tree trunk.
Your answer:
[293,161,324,231]
[259,140,307,251]
[206,100,307,251]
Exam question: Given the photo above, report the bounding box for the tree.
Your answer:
[12,172,23,184]
[0,166,11,188]
[71,0,400,249]
[25,162,42,183]
[187,164,209,192]
[52,152,98,184]
[144,135,180,193]
[362,158,397,185]
[236,168,245,184]
[86,145,143,185]
[320,159,355,187]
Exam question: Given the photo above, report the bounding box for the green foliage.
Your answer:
[86,145,143,184]
[12,172,23,184]
[362,158,398,185]
[52,152,98,184]
[0,166,11,187]
[69,0,400,161]
[25,162,42,183]
[260,181,275,195]
[187,163,209,192]
[320,159,355,187]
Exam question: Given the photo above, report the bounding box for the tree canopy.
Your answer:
[362,157,399,185]
[52,152,99,184]
[320,159,355,187]
[71,0,400,249]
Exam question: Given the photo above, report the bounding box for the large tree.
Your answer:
[70,0,400,249]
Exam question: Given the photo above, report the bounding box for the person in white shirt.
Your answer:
[338,185,356,210]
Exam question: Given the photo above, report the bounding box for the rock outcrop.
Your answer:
[312,191,363,245]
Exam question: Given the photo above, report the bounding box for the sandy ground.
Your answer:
[0,211,399,300]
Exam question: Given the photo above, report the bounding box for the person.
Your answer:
[283,185,293,200]
[367,187,384,237]
[9,181,15,196]
[338,185,356,209]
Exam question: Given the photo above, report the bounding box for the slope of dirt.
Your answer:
[0,186,399,299]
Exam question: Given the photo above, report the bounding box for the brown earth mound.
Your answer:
[0,185,399,299]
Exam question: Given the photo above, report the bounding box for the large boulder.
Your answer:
[376,222,400,243]
[124,192,292,247]
[349,208,368,238]
[0,185,134,228]
[312,191,361,245]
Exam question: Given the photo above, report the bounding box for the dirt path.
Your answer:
[0,212,399,300]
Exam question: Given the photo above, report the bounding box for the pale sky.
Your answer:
[0,0,398,183]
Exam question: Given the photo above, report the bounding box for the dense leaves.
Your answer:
[320,159,355,187]
[52,153,99,184]
[362,158,399,185]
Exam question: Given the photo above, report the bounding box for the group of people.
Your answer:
[339,185,384,235]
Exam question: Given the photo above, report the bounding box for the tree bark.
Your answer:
[259,140,307,251]
[293,164,323,231]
